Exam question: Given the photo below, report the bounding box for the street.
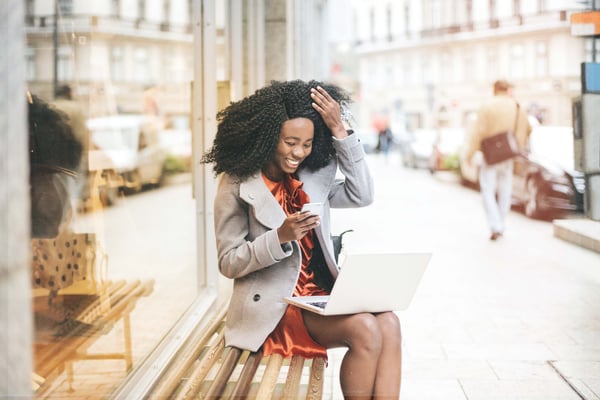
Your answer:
[327,152,600,400]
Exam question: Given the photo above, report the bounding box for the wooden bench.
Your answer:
[32,279,154,395]
[149,306,326,399]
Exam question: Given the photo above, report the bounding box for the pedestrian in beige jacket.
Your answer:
[464,80,532,240]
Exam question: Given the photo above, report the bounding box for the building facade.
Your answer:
[350,0,597,133]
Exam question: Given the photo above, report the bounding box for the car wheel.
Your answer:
[99,186,119,207]
[123,170,143,194]
[524,178,543,219]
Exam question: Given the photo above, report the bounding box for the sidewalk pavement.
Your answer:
[320,153,600,400]
[554,218,600,254]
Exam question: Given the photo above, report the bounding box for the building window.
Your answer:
[134,47,149,83]
[111,0,120,17]
[486,47,498,81]
[138,0,146,21]
[466,0,473,26]
[513,0,521,16]
[585,38,599,62]
[440,51,452,83]
[369,7,375,41]
[430,0,442,29]
[57,46,73,81]
[489,0,497,20]
[535,41,548,77]
[26,48,36,81]
[26,0,34,16]
[510,43,525,79]
[163,0,170,23]
[111,46,124,81]
[403,1,410,37]
[58,0,73,16]
[386,4,393,41]
[462,50,474,82]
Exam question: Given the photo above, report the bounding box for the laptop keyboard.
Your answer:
[307,301,328,309]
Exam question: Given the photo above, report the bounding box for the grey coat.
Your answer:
[213,133,374,351]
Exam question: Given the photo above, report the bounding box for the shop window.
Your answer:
[26,7,198,398]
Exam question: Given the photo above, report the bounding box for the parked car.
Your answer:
[87,115,167,198]
[459,125,584,219]
[429,127,465,173]
[512,126,584,219]
[402,129,436,169]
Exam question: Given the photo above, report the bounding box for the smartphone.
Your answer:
[301,202,323,217]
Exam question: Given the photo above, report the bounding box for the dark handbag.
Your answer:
[308,229,353,292]
[480,103,521,165]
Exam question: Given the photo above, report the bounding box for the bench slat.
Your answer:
[255,353,284,400]
[306,357,326,400]
[230,350,263,398]
[149,308,227,398]
[174,336,225,400]
[282,355,305,399]
[150,309,325,400]
[203,346,243,398]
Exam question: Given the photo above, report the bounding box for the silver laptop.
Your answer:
[284,252,431,316]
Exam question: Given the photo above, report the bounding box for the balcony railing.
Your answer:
[25,14,192,37]
[357,9,572,47]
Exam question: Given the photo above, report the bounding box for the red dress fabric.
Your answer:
[261,173,329,360]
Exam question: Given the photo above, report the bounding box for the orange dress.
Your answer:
[261,173,329,360]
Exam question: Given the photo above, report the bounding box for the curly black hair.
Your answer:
[28,94,82,171]
[201,79,351,179]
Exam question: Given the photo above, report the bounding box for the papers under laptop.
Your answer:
[284,252,431,316]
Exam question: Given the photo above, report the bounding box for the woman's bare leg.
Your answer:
[373,312,402,399]
[303,310,402,400]
[303,312,381,399]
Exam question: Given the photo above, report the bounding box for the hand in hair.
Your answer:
[310,86,347,139]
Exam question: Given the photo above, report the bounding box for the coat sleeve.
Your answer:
[327,133,374,208]
[213,175,293,279]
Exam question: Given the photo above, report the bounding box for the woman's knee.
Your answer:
[347,314,384,354]
[377,312,402,346]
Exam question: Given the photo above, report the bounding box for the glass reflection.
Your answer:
[27,2,197,396]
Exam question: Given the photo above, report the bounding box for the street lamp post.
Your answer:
[53,0,59,98]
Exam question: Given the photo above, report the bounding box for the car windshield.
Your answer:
[92,127,138,151]
[529,127,574,170]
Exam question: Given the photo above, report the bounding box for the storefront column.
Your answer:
[1,0,34,397]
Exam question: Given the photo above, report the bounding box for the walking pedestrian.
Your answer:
[464,80,532,240]
[201,79,403,398]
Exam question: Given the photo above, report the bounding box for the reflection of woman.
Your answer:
[28,94,83,238]
[202,80,403,398]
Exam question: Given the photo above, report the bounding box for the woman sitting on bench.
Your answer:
[202,80,403,399]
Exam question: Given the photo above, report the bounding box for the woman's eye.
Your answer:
[285,142,296,147]
[304,143,312,149]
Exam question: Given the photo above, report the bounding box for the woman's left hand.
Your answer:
[311,86,347,139]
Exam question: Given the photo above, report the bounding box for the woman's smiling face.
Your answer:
[263,117,314,181]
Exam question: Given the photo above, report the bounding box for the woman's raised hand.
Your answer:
[277,211,321,243]
[310,86,347,139]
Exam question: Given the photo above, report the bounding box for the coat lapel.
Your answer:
[239,174,286,229]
